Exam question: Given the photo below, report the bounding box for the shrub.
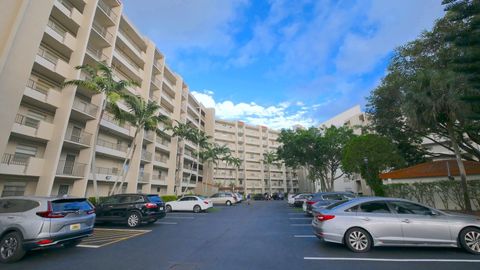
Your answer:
[160,195,178,202]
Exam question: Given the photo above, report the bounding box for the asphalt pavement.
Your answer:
[3,201,480,270]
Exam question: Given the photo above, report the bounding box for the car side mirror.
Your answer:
[429,210,438,216]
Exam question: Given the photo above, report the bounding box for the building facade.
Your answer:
[0,0,215,198]
[213,119,302,195]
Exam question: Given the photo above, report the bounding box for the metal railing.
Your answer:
[95,166,119,175]
[96,138,128,152]
[102,112,131,129]
[73,98,99,117]
[15,114,40,129]
[115,49,142,72]
[118,29,144,55]
[156,136,170,147]
[47,19,67,41]
[86,45,108,61]
[97,0,118,21]
[26,78,55,97]
[37,46,59,65]
[1,153,29,166]
[56,160,87,177]
[92,21,113,43]
[154,154,169,163]
[65,127,92,145]
[57,0,74,13]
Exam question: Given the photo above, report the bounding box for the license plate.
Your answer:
[70,224,81,231]
[159,207,164,211]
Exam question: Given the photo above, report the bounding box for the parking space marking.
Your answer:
[164,216,195,219]
[304,257,480,263]
[289,217,311,220]
[293,235,316,238]
[78,228,151,248]
[156,222,178,225]
[290,224,311,226]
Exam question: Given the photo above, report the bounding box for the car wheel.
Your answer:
[165,205,172,213]
[344,228,372,253]
[459,227,480,254]
[193,205,201,213]
[226,200,232,206]
[0,231,26,263]
[126,212,141,228]
[63,239,82,248]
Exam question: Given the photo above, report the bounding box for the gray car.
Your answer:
[0,196,95,263]
[312,197,480,254]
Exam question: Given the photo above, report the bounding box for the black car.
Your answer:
[304,192,356,216]
[95,194,166,227]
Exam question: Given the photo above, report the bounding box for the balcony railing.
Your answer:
[116,49,142,73]
[47,19,67,41]
[97,138,128,152]
[141,150,152,161]
[97,0,118,21]
[2,153,29,166]
[56,160,87,177]
[26,78,59,99]
[73,98,99,117]
[92,21,113,43]
[156,136,170,147]
[102,112,131,129]
[15,114,40,129]
[118,29,143,56]
[95,166,120,175]
[86,45,108,61]
[65,127,92,145]
[37,46,59,65]
[154,154,169,163]
[138,172,150,182]
[144,130,155,141]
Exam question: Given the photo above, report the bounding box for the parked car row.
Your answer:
[304,196,480,255]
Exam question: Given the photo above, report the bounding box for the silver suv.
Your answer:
[0,196,95,263]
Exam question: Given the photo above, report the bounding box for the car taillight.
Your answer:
[316,214,335,222]
[204,201,209,205]
[36,202,66,218]
[145,203,158,209]
[37,239,53,245]
[86,208,95,215]
[307,201,315,205]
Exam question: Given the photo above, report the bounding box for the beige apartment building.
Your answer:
[0,0,215,198]
[213,119,302,195]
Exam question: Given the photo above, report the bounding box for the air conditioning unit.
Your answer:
[105,175,112,180]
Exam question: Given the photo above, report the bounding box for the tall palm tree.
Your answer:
[263,150,278,195]
[107,94,170,195]
[168,121,206,195]
[224,155,242,191]
[198,144,232,191]
[62,63,138,201]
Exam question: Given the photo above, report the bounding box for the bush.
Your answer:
[160,195,178,202]
[87,196,108,206]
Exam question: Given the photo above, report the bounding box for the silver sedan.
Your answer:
[311,197,480,254]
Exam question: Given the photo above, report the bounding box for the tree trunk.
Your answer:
[111,128,139,195]
[109,129,137,195]
[174,139,183,196]
[446,121,472,211]
[90,98,107,201]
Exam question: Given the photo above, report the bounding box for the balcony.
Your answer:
[91,166,120,182]
[0,154,45,176]
[144,130,155,142]
[117,29,145,58]
[96,138,128,158]
[158,107,173,118]
[12,114,54,141]
[64,127,92,147]
[151,178,167,186]
[138,172,150,183]
[155,136,170,151]
[24,78,62,108]
[52,0,83,27]
[151,77,162,90]
[45,19,76,51]
[141,150,152,162]
[86,44,108,62]
[91,21,114,44]
[113,49,142,78]
[72,97,98,120]
[56,160,87,177]
[154,154,169,167]
[35,46,70,78]
[97,0,118,23]
[100,112,135,137]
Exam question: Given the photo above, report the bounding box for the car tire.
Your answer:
[165,205,172,213]
[63,239,82,248]
[193,205,201,213]
[126,211,141,228]
[0,231,26,263]
[344,228,372,253]
[226,200,232,206]
[459,227,480,255]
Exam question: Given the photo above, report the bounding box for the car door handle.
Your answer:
[361,217,370,221]
[401,219,411,223]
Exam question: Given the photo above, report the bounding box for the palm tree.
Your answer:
[107,94,169,195]
[62,63,138,201]
[198,144,232,191]
[263,151,278,195]
[224,155,242,191]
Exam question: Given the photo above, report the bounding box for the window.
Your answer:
[15,144,37,163]
[51,199,93,212]
[211,193,220,198]
[0,199,39,213]
[389,201,433,215]
[58,184,69,196]
[322,194,343,201]
[103,196,120,204]
[180,197,192,201]
[358,201,391,214]
[1,182,26,197]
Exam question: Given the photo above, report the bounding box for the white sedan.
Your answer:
[165,196,213,213]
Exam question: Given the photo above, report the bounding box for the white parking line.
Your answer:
[156,222,178,225]
[77,244,101,248]
[304,257,480,263]
[294,235,316,238]
[164,216,195,219]
[289,217,311,220]
[94,228,151,233]
[290,224,311,226]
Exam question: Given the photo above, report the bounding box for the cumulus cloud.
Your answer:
[191,91,319,130]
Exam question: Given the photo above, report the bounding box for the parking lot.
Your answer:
[3,201,480,270]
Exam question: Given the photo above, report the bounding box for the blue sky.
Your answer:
[122,0,444,129]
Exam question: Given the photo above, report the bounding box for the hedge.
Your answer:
[160,195,178,202]
[384,180,480,210]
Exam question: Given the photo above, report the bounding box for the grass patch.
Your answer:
[292,207,304,212]
[206,207,221,213]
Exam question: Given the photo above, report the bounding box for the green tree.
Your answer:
[342,134,404,196]
[107,94,169,194]
[263,151,279,194]
[62,63,137,200]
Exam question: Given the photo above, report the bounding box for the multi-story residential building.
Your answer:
[213,119,303,195]
[0,0,214,198]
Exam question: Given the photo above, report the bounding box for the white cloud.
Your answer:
[191,91,319,129]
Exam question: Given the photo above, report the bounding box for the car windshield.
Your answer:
[198,196,206,199]
[325,200,349,210]
[147,195,163,203]
[51,199,93,212]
